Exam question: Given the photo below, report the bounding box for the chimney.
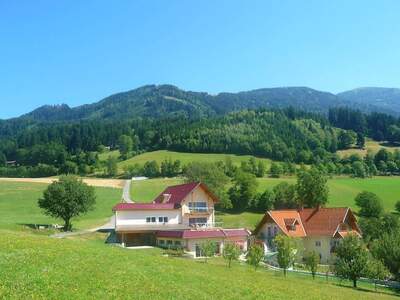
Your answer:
[162,194,171,203]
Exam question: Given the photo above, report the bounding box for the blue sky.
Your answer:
[1,0,400,119]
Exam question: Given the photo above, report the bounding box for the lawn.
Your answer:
[0,181,122,231]
[256,176,400,212]
[130,177,184,201]
[118,150,272,171]
[0,230,397,300]
[129,176,400,230]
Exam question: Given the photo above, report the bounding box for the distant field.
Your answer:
[130,178,183,201]
[257,177,400,212]
[115,150,272,171]
[0,181,122,231]
[0,230,396,299]
[337,139,400,158]
[131,176,400,225]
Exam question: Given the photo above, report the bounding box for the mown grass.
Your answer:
[118,150,272,171]
[257,176,400,212]
[0,230,397,300]
[130,178,183,201]
[0,181,122,231]
[129,176,400,229]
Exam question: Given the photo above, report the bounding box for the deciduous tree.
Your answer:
[38,176,96,231]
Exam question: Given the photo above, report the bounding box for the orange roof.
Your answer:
[254,207,361,238]
[299,207,350,236]
[267,210,306,237]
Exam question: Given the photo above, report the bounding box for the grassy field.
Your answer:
[337,139,400,158]
[256,176,400,212]
[131,178,183,201]
[115,150,272,171]
[0,230,397,300]
[129,176,400,229]
[0,181,122,231]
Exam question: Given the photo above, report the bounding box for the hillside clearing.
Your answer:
[337,140,400,158]
[115,150,272,171]
[0,230,397,300]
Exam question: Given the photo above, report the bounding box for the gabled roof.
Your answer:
[112,203,177,211]
[254,207,361,238]
[299,207,350,236]
[153,182,218,205]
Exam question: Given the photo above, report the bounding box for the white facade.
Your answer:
[116,210,181,226]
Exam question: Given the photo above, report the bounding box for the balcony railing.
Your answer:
[188,207,214,214]
[189,222,223,229]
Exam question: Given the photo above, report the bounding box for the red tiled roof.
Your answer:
[222,229,251,237]
[112,203,176,211]
[153,182,218,204]
[183,230,225,239]
[156,228,250,239]
[299,207,348,236]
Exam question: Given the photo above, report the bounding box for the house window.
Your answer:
[267,226,271,237]
[167,240,173,245]
[151,217,156,223]
[158,239,165,245]
[315,241,321,247]
[273,226,278,236]
[188,202,208,212]
[163,217,168,223]
[146,217,151,223]
[174,241,181,246]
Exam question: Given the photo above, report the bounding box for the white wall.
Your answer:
[116,210,181,226]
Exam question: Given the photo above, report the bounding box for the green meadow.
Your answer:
[98,149,272,172]
[0,177,399,298]
[256,176,400,212]
[0,230,397,300]
[0,181,121,231]
[130,176,400,229]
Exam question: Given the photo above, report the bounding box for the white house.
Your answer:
[112,182,250,257]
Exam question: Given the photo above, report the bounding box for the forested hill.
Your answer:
[10,84,400,123]
[338,87,400,115]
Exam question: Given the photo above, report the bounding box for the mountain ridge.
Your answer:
[8,85,400,122]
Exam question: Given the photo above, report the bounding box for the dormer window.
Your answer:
[284,218,298,231]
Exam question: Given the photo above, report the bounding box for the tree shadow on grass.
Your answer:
[333,282,400,297]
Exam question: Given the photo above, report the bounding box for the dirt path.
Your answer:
[0,177,125,188]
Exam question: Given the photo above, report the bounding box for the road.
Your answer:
[122,180,133,203]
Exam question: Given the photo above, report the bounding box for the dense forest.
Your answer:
[0,103,400,178]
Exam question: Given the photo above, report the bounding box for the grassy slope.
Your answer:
[257,177,400,212]
[337,140,400,158]
[0,230,397,300]
[118,150,272,170]
[130,176,400,229]
[0,181,121,231]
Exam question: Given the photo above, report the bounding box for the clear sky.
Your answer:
[1,0,400,119]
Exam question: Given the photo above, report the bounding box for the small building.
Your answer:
[253,207,361,264]
[113,182,250,257]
